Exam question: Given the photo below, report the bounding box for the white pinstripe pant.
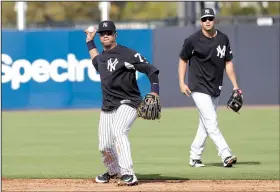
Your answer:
[98,104,137,176]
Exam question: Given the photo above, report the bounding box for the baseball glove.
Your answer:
[227,89,243,113]
[137,93,161,120]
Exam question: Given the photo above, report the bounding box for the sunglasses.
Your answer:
[100,31,114,37]
[201,17,215,22]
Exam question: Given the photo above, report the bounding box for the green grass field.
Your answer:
[2,107,279,180]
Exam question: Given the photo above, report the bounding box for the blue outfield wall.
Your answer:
[2,26,279,110]
[2,29,152,110]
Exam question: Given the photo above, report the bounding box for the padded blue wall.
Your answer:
[2,29,153,110]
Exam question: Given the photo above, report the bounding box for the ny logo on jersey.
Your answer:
[216,45,226,58]
[103,22,108,27]
[205,9,210,14]
[107,58,118,72]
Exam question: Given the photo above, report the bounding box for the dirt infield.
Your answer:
[2,179,279,192]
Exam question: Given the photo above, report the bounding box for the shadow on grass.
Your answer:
[135,173,189,184]
[206,161,261,167]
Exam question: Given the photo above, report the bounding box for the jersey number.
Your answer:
[134,53,148,63]
[134,53,144,62]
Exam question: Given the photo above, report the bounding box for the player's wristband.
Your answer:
[87,40,96,51]
[151,83,160,95]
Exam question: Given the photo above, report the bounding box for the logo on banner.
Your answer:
[1,53,143,90]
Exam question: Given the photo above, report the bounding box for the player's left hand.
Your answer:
[227,89,243,113]
[148,92,159,102]
[137,93,161,120]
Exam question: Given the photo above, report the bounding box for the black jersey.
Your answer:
[179,30,233,97]
[92,44,159,111]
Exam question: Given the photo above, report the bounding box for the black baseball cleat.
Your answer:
[232,157,237,164]
[223,156,237,167]
[95,172,118,183]
[117,174,138,186]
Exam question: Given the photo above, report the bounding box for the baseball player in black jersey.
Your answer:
[84,20,160,186]
[178,8,242,168]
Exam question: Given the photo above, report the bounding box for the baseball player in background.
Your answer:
[85,20,160,185]
[178,8,242,168]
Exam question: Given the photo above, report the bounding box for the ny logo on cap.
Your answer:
[103,22,108,27]
[205,9,210,14]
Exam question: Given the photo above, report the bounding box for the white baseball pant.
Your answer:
[98,104,137,176]
[190,92,232,161]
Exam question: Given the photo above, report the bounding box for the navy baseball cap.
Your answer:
[201,8,215,19]
[96,20,116,33]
